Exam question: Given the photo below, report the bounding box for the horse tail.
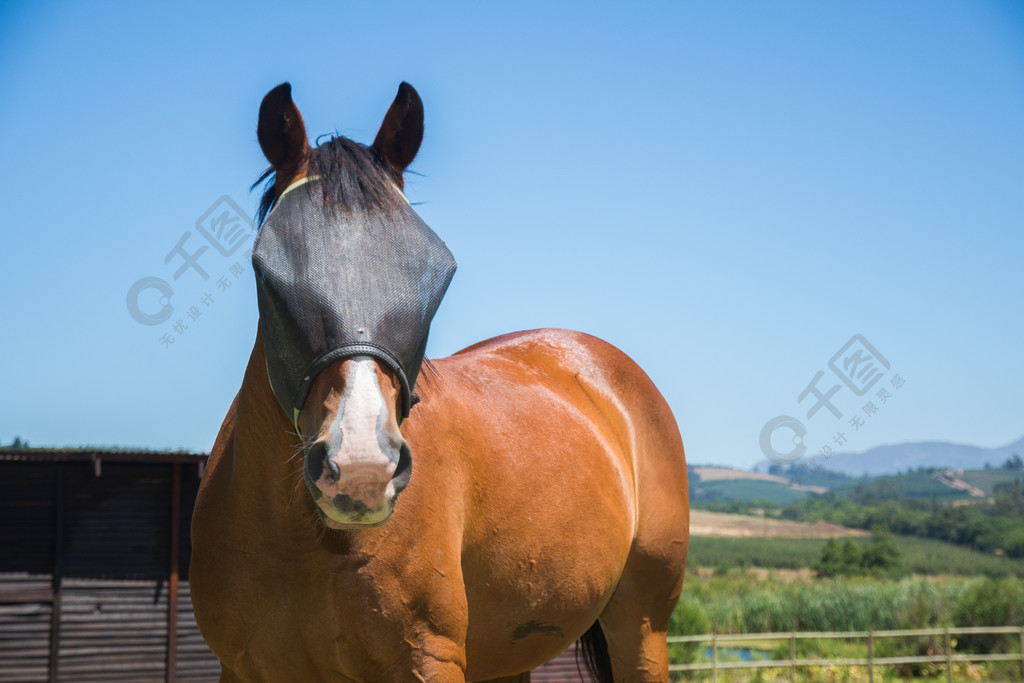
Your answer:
[575,620,613,683]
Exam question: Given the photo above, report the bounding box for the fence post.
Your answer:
[790,632,796,683]
[711,633,717,683]
[944,628,952,683]
[868,631,874,683]
[1018,627,1023,680]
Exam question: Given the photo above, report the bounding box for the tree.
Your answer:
[839,538,862,571]
[993,481,1024,517]
[861,525,907,578]
[1004,454,1024,470]
[814,537,863,577]
[814,538,843,577]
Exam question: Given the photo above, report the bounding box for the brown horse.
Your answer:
[190,82,689,682]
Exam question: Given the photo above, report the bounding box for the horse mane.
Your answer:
[253,135,408,226]
[417,357,443,393]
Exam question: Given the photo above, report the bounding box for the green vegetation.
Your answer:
[691,465,1023,506]
[781,480,1024,558]
[692,478,812,506]
[962,467,1024,495]
[686,535,1024,578]
[833,471,970,501]
[669,573,1024,681]
[688,536,825,571]
[814,528,907,579]
[679,462,1024,680]
[672,574,984,634]
[766,461,854,489]
[692,498,783,515]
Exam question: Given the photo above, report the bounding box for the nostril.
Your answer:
[393,440,412,490]
[306,442,330,481]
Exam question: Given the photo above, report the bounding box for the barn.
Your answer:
[0,447,216,682]
[0,447,587,682]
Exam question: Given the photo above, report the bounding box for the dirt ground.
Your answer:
[689,509,869,538]
[691,466,790,483]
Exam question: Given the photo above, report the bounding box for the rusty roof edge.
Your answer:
[0,446,208,463]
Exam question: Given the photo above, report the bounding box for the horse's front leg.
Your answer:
[355,555,470,682]
[398,632,468,682]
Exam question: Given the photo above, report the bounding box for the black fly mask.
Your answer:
[252,178,457,430]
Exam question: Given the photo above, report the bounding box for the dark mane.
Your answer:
[253,135,407,226]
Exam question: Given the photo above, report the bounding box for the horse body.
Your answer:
[190,82,688,681]
[192,328,688,681]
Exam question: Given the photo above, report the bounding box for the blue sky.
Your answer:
[1,1,1021,469]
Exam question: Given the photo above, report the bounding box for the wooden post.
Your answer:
[167,463,181,683]
[711,633,717,683]
[868,631,874,683]
[1018,627,1023,680]
[790,633,796,683]
[48,467,64,683]
[944,628,952,683]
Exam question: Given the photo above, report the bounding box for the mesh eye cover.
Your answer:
[252,185,456,421]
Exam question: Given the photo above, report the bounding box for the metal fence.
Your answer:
[669,626,1024,682]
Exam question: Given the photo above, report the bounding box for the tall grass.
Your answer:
[673,574,977,634]
[670,573,1024,681]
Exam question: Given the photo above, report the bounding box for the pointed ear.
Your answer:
[372,82,424,185]
[257,82,310,172]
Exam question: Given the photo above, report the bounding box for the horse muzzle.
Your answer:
[303,439,411,529]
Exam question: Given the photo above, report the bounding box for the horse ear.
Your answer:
[257,82,310,172]
[372,82,424,185]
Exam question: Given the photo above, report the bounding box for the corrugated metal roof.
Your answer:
[0,447,207,464]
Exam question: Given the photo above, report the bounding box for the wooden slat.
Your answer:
[0,579,52,683]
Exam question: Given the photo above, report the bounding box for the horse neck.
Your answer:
[229,328,315,534]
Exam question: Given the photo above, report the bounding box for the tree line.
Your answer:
[781,480,1024,558]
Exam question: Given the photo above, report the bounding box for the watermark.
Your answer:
[125,196,252,349]
[760,334,907,464]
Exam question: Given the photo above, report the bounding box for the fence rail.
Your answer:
[668,626,1024,682]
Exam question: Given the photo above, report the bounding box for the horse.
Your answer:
[190,81,690,682]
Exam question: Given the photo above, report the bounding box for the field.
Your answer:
[686,534,1024,577]
[691,478,814,505]
[961,468,1024,496]
[832,471,975,500]
[689,510,866,538]
[691,466,791,483]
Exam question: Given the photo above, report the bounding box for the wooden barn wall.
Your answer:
[0,461,219,682]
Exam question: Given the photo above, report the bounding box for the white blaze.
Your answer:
[327,356,388,467]
[313,356,399,520]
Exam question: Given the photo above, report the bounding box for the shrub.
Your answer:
[667,597,710,664]
[953,577,1024,652]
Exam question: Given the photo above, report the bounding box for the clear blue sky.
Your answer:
[1,1,1022,468]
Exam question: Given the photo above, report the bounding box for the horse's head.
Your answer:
[251,82,455,529]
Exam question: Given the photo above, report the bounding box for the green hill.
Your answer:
[693,478,812,506]
[960,468,1024,496]
[833,471,971,502]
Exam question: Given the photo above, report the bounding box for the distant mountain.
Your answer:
[755,435,1024,477]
